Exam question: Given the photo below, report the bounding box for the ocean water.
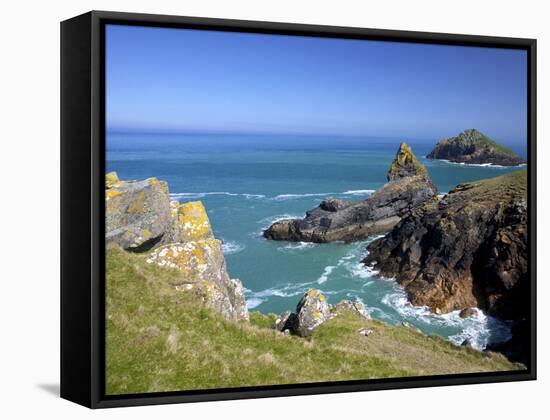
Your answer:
[106,132,527,349]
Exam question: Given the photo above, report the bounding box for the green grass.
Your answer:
[106,246,521,395]
[458,170,527,201]
[477,133,517,156]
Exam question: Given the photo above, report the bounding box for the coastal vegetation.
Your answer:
[106,246,518,394]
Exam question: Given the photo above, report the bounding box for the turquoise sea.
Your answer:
[106,132,527,350]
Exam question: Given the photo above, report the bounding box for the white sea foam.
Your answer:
[247,282,316,302]
[246,297,265,310]
[278,242,316,252]
[341,189,376,196]
[221,240,245,255]
[346,263,379,279]
[257,214,302,226]
[439,160,526,169]
[381,285,512,349]
[317,266,336,284]
[271,192,333,201]
[170,191,265,200]
[253,214,303,239]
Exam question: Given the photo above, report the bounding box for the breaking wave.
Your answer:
[341,189,376,196]
[170,191,265,200]
[438,159,527,169]
[381,285,512,350]
[271,192,333,201]
[317,265,336,284]
[278,242,316,252]
[220,240,245,255]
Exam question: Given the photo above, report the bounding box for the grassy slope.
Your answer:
[106,246,519,395]
[456,169,527,200]
[477,132,517,156]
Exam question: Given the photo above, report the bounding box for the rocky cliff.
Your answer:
[426,129,526,166]
[263,143,437,243]
[105,172,248,321]
[364,170,528,322]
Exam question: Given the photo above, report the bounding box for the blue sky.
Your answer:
[106,24,527,143]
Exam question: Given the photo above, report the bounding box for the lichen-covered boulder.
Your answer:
[332,300,371,320]
[146,239,248,321]
[105,170,217,252]
[292,289,331,337]
[277,293,373,336]
[106,175,172,251]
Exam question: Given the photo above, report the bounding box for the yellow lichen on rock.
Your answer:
[141,228,151,240]
[145,237,249,321]
[106,172,120,188]
[106,189,122,200]
[146,238,221,278]
[176,201,214,241]
[147,177,168,194]
[387,142,428,181]
[127,191,146,214]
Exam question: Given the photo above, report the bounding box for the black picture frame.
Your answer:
[60,10,537,409]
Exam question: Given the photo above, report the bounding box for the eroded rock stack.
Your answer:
[263,143,437,243]
[105,172,248,321]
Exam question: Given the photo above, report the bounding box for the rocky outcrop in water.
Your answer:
[106,172,248,321]
[263,143,437,243]
[427,129,526,166]
[364,170,528,322]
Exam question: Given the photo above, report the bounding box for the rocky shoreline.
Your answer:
[260,135,529,364]
[105,165,528,366]
[364,170,528,363]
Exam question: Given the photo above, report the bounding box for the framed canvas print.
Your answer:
[60,11,536,408]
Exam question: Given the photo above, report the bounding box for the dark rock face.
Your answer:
[364,170,528,322]
[486,320,530,366]
[264,143,437,243]
[319,197,352,212]
[427,129,526,166]
[459,308,478,319]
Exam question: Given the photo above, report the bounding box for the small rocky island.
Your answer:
[264,143,437,242]
[427,129,526,166]
[364,170,528,363]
